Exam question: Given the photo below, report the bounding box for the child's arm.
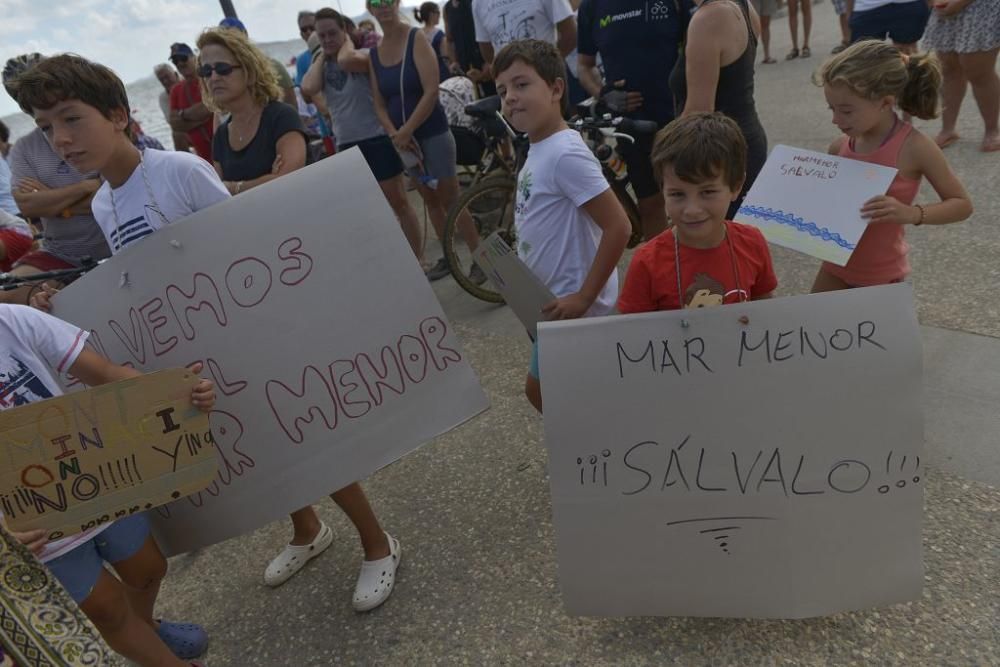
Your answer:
[542,190,631,319]
[69,352,216,413]
[861,132,974,226]
[1,520,48,556]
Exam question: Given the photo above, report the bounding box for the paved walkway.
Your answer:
[145,5,999,665]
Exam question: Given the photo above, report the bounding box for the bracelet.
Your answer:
[914,204,925,226]
[60,207,72,219]
[235,181,244,195]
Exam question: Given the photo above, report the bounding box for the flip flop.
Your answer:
[786,48,800,60]
[762,57,778,64]
[156,621,208,660]
[801,46,812,58]
[982,135,1000,152]
[831,42,848,54]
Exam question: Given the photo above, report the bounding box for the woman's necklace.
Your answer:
[673,222,745,308]
[232,107,262,145]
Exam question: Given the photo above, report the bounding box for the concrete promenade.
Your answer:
[143,5,999,664]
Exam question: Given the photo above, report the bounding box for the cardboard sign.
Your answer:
[472,232,555,338]
[735,145,897,266]
[0,369,215,540]
[538,284,924,618]
[52,149,490,555]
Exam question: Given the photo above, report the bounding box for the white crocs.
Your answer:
[263,521,333,587]
[352,532,401,612]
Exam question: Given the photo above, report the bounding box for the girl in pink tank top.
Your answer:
[812,41,973,290]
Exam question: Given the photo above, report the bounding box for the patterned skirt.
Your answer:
[923,0,1000,53]
[0,529,110,666]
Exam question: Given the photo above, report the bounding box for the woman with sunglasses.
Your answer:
[195,26,402,609]
[368,0,485,284]
[197,28,308,195]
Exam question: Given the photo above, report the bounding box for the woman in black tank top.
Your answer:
[669,0,768,217]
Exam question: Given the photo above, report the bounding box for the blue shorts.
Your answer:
[340,135,405,183]
[850,0,930,45]
[45,513,151,603]
[529,340,540,380]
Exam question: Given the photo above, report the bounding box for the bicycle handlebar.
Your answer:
[0,258,102,291]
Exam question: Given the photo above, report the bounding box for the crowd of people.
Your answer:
[0,0,993,664]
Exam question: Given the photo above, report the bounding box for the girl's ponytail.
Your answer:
[899,52,942,120]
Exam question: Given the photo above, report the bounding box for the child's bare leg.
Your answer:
[811,267,852,293]
[330,482,390,560]
[525,374,543,413]
[80,569,186,667]
[111,536,166,626]
[288,506,323,545]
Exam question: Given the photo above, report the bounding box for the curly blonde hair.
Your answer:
[196,27,281,112]
[814,40,942,120]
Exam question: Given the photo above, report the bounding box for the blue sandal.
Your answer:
[157,620,209,660]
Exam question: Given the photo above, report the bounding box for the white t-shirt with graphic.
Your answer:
[474,0,575,53]
[514,128,617,316]
[0,305,107,563]
[91,148,230,253]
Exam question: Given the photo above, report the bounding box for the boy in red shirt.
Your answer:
[617,113,777,313]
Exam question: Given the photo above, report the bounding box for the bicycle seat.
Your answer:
[465,96,502,119]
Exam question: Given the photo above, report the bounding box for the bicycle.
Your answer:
[442,98,658,303]
[0,258,102,304]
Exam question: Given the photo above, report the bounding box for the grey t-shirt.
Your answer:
[8,129,110,265]
[323,57,385,147]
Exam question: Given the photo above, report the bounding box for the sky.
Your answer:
[0,0,377,117]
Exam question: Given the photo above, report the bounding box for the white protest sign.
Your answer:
[539,284,923,618]
[52,149,490,556]
[472,232,555,338]
[735,145,897,266]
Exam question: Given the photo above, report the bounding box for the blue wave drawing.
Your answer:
[737,205,855,251]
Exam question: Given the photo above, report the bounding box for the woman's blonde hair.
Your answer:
[814,40,942,120]
[196,27,281,112]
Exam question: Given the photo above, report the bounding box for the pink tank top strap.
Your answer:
[840,120,913,167]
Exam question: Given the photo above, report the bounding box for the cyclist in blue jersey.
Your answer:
[576,0,690,240]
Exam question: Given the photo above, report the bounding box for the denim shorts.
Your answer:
[850,0,930,45]
[529,340,540,380]
[45,513,151,603]
[408,130,458,182]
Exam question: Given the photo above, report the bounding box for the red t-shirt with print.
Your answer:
[618,222,778,314]
[169,79,215,161]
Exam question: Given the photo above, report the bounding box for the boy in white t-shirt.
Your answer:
[15,54,229,258]
[494,39,630,412]
[1,304,216,667]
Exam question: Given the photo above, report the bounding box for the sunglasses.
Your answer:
[198,62,242,78]
[170,55,190,64]
[369,0,397,7]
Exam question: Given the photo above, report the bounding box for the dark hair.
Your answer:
[493,39,567,111]
[815,40,942,120]
[0,120,8,143]
[651,112,747,191]
[315,8,362,48]
[14,54,129,118]
[414,2,440,22]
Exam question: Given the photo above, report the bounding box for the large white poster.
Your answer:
[538,284,924,618]
[52,150,490,555]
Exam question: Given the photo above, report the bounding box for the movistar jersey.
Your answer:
[577,0,689,126]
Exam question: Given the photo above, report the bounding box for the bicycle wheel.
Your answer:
[442,174,517,303]
[611,178,644,248]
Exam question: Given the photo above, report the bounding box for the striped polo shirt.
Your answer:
[8,129,111,265]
